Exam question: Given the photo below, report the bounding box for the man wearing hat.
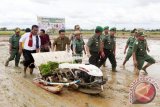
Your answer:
[5,28,21,67]
[101,26,109,40]
[132,31,155,75]
[86,26,103,67]
[73,30,86,63]
[101,26,109,67]
[121,28,137,68]
[70,25,82,53]
[100,27,117,72]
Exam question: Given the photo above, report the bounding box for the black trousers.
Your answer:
[99,49,117,68]
[89,51,101,67]
[23,49,36,68]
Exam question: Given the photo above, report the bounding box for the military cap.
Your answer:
[74,30,82,35]
[137,32,145,36]
[15,28,21,33]
[95,26,103,32]
[110,27,116,31]
[104,26,109,30]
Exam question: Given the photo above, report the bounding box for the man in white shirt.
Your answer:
[19,25,41,77]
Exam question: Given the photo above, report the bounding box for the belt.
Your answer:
[23,49,36,53]
[104,49,113,51]
[12,47,19,49]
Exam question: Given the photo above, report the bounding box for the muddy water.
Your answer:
[0,38,160,107]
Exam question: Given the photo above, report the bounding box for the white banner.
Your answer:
[37,16,65,34]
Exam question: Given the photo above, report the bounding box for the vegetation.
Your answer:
[39,61,59,76]
[0,27,160,38]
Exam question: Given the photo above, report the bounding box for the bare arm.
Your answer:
[113,43,116,56]
[19,42,23,54]
[133,52,137,67]
[124,45,128,54]
[85,45,90,56]
[83,45,86,54]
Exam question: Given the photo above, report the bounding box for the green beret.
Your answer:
[110,27,116,31]
[104,26,109,30]
[95,26,103,32]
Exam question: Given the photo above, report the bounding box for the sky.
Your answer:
[0,0,160,29]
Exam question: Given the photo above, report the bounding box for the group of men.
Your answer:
[86,26,155,75]
[5,24,155,77]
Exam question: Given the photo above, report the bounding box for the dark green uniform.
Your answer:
[87,34,101,67]
[53,36,70,51]
[125,36,136,61]
[133,40,155,70]
[100,35,117,69]
[6,35,21,66]
[73,38,85,63]
[73,39,85,56]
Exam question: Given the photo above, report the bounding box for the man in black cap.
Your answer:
[5,28,21,67]
[86,26,103,67]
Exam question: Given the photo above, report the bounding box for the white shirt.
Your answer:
[19,32,41,50]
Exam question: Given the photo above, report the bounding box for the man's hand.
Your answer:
[36,49,40,53]
[113,51,116,57]
[9,49,12,54]
[73,51,76,56]
[134,60,138,67]
[87,53,91,58]
[19,49,22,54]
[101,51,105,58]
[124,50,126,54]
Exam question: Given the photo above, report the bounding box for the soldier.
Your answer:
[73,31,86,63]
[121,29,137,68]
[86,26,103,67]
[5,28,21,67]
[101,26,109,40]
[132,31,155,75]
[100,27,117,72]
[53,29,70,52]
[70,25,82,53]
[101,26,109,67]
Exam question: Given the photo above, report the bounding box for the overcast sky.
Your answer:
[0,0,160,29]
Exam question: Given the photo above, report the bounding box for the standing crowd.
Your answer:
[5,24,155,77]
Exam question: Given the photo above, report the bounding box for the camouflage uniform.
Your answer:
[87,34,102,67]
[125,36,136,61]
[73,38,85,63]
[100,35,117,69]
[133,39,155,70]
[5,34,21,66]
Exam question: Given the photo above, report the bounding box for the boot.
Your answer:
[5,60,9,66]
[15,63,19,67]
[30,68,33,75]
[23,66,27,77]
[112,68,117,72]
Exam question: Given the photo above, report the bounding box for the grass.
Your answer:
[0,31,160,38]
[0,31,25,36]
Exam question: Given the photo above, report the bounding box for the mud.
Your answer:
[0,38,160,107]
